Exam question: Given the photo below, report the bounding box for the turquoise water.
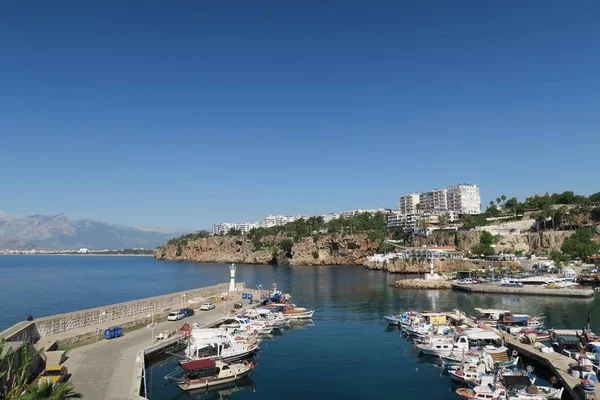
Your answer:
[1,256,597,399]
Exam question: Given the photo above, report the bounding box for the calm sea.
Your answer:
[1,256,598,399]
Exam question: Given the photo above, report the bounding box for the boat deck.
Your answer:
[451,283,595,297]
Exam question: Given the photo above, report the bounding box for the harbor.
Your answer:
[4,258,600,400]
[383,306,600,400]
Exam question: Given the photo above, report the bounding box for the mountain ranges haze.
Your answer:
[0,211,190,250]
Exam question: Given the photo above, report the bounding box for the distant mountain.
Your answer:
[0,211,190,250]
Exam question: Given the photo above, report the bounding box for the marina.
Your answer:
[3,257,600,400]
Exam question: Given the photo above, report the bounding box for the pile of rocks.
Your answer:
[392,279,452,289]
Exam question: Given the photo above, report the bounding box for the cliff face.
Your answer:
[154,230,576,267]
[153,234,381,266]
[412,230,573,255]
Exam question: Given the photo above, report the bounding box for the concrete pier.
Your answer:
[0,282,261,400]
[452,283,595,297]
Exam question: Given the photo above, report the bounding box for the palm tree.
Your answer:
[21,382,81,400]
[496,197,502,206]
[437,212,449,228]
[489,201,495,208]
[501,195,507,203]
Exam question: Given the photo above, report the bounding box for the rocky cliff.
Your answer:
[154,230,576,267]
[153,234,381,266]
[411,230,573,255]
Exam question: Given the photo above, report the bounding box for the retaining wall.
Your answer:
[32,282,237,339]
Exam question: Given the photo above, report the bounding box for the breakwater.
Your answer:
[0,282,241,347]
[452,283,595,297]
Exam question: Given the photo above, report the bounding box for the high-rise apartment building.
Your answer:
[398,193,420,214]
[446,184,481,214]
[419,189,448,214]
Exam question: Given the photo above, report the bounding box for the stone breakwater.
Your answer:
[365,258,517,274]
[0,282,243,346]
[392,279,452,289]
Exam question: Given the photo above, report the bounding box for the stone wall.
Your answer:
[32,282,235,339]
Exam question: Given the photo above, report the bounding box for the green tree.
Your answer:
[472,243,495,256]
[480,230,497,245]
[1,339,40,400]
[21,381,81,400]
[561,227,600,261]
[226,228,242,236]
[279,238,294,254]
[501,194,507,203]
[549,249,570,268]
[504,197,519,212]
[460,214,474,228]
[589,191,600,203]
[437,212,450,228]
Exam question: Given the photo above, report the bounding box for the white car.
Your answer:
[167,311,184,321]
[200,303,215,311]
[458,278,474,285]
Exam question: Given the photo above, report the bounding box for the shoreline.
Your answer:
[0,253,153,257]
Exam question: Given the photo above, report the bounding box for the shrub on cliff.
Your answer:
[279,239,293,254]
[561,227,599,261]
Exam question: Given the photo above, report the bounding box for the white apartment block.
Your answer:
[398,193,420,214]
[419,189,448,214]
[257,215,301,228]
[212,222,256,235]
[446,184,481,214]
[318,213,340,223]
[397,183,481,216]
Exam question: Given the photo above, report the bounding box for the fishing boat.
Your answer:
[186,329,260,362]
[221,317,274,335]
[177,359,255,391]
[416,334,470,356]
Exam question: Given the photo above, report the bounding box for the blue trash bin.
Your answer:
[241,293,248,299]
[104,328,114,340]
[114,326,123,338]
[247,293,253,300]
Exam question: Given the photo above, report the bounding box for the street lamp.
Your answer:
[96,310,106,341]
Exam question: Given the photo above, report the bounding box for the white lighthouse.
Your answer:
[229,263,236,292]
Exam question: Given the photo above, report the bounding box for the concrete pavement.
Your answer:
[62,299,247,400]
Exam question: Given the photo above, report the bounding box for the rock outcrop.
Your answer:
[153,234,381,266]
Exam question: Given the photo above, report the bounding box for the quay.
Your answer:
[452,283,595,297]
[0,282,261,400]
[453,312,598,400]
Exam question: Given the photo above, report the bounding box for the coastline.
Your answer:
[0,253,153,257]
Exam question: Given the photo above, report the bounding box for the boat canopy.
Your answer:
[466,331,501,341]
[180,359,216,371]
[474,308,510,314]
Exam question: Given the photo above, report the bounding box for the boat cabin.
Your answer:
[474,309,509,325]
[466,331,502,347]
[421,312,447,326]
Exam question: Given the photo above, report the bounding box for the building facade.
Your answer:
[419,189,448,214]
[398,193,420,214]
[446,184,481,214]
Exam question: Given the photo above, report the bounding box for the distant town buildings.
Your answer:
[212,222,257,236]
[390,184,481,233]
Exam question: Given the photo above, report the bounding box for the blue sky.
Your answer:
[1,1,599,229]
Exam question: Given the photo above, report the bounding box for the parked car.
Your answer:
[234,302,243,309]
[180,308,194,317]
[458,278,474,284]
[473,278,484,284]
[200,302,215,311]
[167,311,184,321]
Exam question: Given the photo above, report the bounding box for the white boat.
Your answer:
[221,317,274,335]
[244,310,288,328]
[416,334,469,356]
[186,329,259,362]
[177,359,255,391]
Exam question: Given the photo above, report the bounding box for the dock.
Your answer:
[447,311,597,400]
[1,282,261,400]
[452,283,595,297]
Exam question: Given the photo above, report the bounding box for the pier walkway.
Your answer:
[62,300,251,400]
[452,283,595,297]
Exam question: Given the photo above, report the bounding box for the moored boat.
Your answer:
[177,359,255,391]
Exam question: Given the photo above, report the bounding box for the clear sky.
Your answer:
[1,1,599,229]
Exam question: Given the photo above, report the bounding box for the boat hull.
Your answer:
[178,369,253,391]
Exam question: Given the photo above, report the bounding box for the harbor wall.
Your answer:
[32,282,235,339]
[451,283,594,297]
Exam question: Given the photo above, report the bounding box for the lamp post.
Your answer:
[96,310,106,341]
[182,293,186,308]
